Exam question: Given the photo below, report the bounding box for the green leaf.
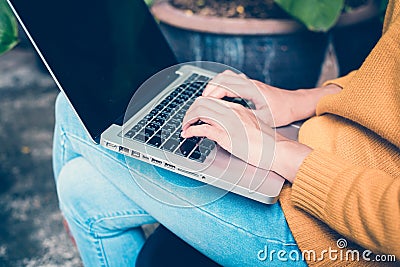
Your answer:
[274,0,345,32]
[0,0,18,55]
[144,0,154,7]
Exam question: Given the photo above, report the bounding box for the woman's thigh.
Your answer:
[53,93,306,266]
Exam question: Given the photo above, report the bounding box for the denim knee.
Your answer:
[56,157,98,229]
[57,157,154,236]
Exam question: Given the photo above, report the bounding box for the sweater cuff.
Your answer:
[322,70,357,88]
[291,149,352,221]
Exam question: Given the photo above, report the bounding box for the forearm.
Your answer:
[287,84,342,122]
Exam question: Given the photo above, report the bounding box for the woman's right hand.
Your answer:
[203,70,341,127]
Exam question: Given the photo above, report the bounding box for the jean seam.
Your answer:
[60,128,67,168]
[87,214,152,238]
[94,238,108,267]
[65,132,297,246]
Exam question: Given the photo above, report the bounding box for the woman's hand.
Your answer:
[202,70,342,127]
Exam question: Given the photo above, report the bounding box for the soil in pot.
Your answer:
[169,0,370,19]
[170,0,290,19]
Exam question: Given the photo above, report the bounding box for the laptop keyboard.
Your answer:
[123,73,216,163]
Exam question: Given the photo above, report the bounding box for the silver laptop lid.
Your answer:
[7,0,178,142]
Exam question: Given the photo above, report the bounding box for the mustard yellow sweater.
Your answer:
[279,0,400,265]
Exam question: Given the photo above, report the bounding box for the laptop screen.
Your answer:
[8,0,178,141]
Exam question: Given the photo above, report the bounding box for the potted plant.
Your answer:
[151,0,384,89]
[0,0,18,55]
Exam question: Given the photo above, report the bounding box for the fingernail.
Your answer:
[181,130,186,137]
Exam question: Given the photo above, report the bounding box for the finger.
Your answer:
[182,97,227,130]
[203,77,244,99]
[203,74,260,104]
[182,112,225,132]
[204,83,239,99]
[181,123,224,142]
[202,75,226,97]
[203,71,242,97]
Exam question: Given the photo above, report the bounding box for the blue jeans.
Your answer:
[52,93,306,266]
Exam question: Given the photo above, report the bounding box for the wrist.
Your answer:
[288,84,342,122]
[272,140,312,183]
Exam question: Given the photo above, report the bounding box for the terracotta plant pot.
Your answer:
[151,2,328,90]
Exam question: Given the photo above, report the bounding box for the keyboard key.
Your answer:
[187,73,199,81]
[153,117,165,126]
[144,114,154,121]
[182,90,194,97]
[168,118,181,128]
[191,82,203,89]
[156,112,169,121]
[199,138,216,150]
[199,146,211,156]
[176,85,187,92]
[162,139,180,152]
[155,103,165,110]
[173,98,185,105]
[150,109,160,116]
[167,103,178,111]
[163,107,173,114]
[186,99,195,106]
[185,87,197,95]
[176,139,197,157]
[132,124,143,132]
[133,131,150,142]
[187,136,201,143]
[173,113,185,121]
[197,75,209,82]
[170,91,179,98]
[189,150,206,163]
[148,122,161,131]
[148,135,162,148]
[178,94,190,101]
[144,127,155,137]
[163,124,176,133]
[124,130,135,138]
[137,119,147,127]
[160,99,170,106]
[171,130,184,141]
[159,130,172,140]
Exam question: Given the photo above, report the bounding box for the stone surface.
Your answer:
[0,46,82,266]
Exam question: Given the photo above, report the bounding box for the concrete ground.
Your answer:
[0,44,82,266]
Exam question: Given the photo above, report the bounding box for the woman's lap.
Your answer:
[53,93,305,266]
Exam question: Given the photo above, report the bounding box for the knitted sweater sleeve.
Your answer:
[291,149,400,258]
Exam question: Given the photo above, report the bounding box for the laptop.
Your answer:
[8,0,299,204]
